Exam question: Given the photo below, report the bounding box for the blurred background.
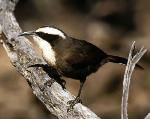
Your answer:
[0,0,150,119]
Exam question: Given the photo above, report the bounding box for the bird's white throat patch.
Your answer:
[36,27,66,39]
[33,36,56,66]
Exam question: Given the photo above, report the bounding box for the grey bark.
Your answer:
[0,0,101,119]
[145,113,150,119]
[121,41,147,119]
[0,1,148,119]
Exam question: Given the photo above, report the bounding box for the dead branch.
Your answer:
[121,41,147,119]
[145,113,150,119]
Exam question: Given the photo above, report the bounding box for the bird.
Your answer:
[19,26,143,110]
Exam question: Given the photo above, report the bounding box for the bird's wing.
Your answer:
[60,38,106,70]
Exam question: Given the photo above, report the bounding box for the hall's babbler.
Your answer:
[19,26,143,109]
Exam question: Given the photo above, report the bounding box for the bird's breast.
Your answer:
[33,36,57,66]
[42,47,56,66]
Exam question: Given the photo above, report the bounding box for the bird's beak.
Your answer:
[18,31,36,37]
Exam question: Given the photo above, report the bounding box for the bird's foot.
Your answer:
[67,97,82,112]
[59,79,66,89]
[27,64,66,89]
[27,64,43,68]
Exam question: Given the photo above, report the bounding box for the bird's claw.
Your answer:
[27,64,38,68]
[62,79,66,86]
[67,97,82,112]
[61,79,66,88]
[67,97,82,105]
[58,79,66,89]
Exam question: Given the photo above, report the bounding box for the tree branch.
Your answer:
[121,41,147,119]
[145,113,150,119]
[0,0,101,119]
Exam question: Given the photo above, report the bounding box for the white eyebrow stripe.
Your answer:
[36,27,66,39]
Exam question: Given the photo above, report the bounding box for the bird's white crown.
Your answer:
[36,26,66,39]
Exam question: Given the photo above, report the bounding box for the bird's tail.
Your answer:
[106,55,143,70]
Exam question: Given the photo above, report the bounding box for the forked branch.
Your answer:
[121,41,147,119]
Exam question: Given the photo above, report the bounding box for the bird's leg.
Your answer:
[27,64,45,68]
[27,64,66,89]
[67,79,85,111]
[56,78,66,89]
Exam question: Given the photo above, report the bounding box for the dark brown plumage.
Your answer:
[19,26,143,110]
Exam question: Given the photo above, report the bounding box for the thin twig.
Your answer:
[121,41,147,119]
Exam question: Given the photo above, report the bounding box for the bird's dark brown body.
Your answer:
[36,31,107,80]
[52,37,107,80]
[19,26,143,110]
